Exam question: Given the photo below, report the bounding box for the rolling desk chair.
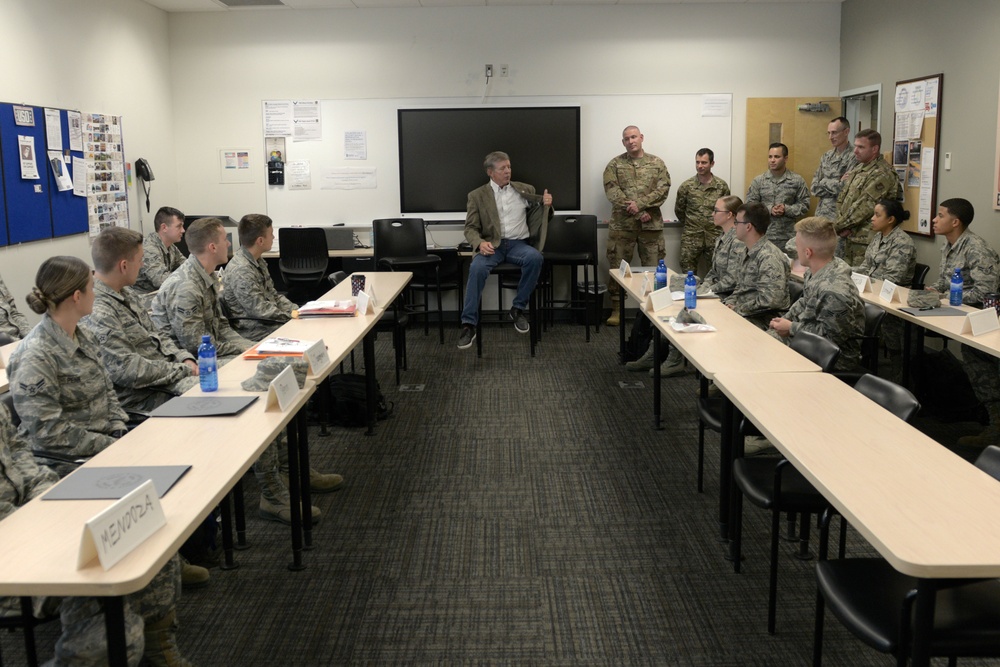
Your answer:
[372,218,442,344]
[278,228,329,304]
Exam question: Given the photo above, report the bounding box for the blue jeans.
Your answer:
[461,238,543,326]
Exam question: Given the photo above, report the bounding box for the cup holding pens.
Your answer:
[351,275,366,297]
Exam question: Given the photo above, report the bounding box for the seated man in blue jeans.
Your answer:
[458,151,553,349]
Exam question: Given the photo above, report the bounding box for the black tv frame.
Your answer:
[397,106,581,215]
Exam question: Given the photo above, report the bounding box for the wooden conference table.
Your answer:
[0,271,410,666]
[714,370,1000,667]
[608,267,820,542]
[857,280,1000,384]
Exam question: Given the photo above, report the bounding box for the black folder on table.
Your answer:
[42,465,192,500]
[149,395,258,418]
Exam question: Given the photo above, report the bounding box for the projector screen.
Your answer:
[397,107,581,214]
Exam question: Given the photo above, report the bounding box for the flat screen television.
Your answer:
[397,107,581,214]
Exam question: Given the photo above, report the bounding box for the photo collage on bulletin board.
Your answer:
[84,113,129,236]
[892,74,942,236]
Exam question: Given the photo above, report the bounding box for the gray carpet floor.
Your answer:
[5,317,999,666]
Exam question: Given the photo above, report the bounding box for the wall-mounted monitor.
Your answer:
[397,106,581,214]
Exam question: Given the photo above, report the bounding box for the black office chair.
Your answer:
[408,247,462,341]
[372,218,443,344]
[732,373,919,635]
[860,303,887,374]
[541,214,599,341]
[788,280,804,306]
[912,262,930,290]
[278,228,329,304]
[812,445,1000,667]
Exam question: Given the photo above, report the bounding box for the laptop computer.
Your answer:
[322,226,355,250]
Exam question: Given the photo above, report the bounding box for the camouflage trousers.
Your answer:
[963,344,1000,418]
[764,220,795,253]
[606,229,665,303]
[255,435,290,505]
[679,227,720,275]
[118,376,200,414]
[47,553,180,666]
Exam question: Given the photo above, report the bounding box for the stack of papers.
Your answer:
[243,337,316,359]
[294,300,357,317]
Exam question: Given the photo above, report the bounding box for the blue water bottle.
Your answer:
[949,268,963,307]
[654,259,667,291]
[684,270,698,309]
[198,335,218,392]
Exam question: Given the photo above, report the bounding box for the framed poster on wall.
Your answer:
[892,73,942,236]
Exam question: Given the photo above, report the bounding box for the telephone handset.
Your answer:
[135,158,155,181]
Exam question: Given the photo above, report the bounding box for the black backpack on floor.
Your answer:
[623,315,653,362]
[328,373,393,427]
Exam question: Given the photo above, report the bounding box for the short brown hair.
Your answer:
[738,202,770,235]
[238,214,272,247]
[92,227,143,273]
[154,206,184,232]
[855,128,882,149]
[795,216,838,258]
[185,218,224,254]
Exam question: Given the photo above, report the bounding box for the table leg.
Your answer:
[219,492,239,570]
[719,394,736,544]
[363,330,377,436]
[103,596,129,667]
[902,320,913,387]
[297,410,314,551]
[911,579,937,667]
[652,332,662,430]
[285,420,306,571]
[618,295,627,363]
[233,477,248,550]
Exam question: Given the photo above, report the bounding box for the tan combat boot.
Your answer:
[143,610,193,667]
[606,301,621,327]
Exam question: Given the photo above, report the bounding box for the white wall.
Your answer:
[841,0,1000,275]
[0,0,174,323]
[167,3,842,220]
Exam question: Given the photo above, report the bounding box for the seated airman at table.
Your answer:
[221,213,296,341]
[926,198,1000,448]
[0,273,31,341]
[4,260,193,666]
[769,217,865,371]
[700,195,746,298]
[83,227,199,413]
[850,198,916,381]
[722,202,790,330]
[134,206,186,298]
[150,218,329,523]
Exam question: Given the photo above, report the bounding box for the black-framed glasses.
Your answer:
[712,208,728,214]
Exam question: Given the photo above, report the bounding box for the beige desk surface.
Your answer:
[0,271,410,597]
[714,370,1000,579]
[860,280,1000,358]
[609,269,819,377]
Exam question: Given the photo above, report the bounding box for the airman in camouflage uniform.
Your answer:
[151,253,253,359]
[9,313,128,464]
[928,199,1000,448]
[835,129,899,266]
[702,227,745,297]
[746,143,810,251]
[769,218,864,370]
[722,202,789,330]
[811,117,857,219]
[84,279,198,413]
[674,149,730,274]
[134,206,187,296]
[0,274,31,340]
[221,216,296,342]
[603,126,670,325]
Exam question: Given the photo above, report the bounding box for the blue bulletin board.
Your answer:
[0,103,90,247]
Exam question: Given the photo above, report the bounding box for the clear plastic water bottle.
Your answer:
[198,335,218,392]
[949,268,963,307]
[684,270,698,310]
[654,259,667,291]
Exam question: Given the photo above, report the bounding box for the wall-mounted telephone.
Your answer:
[135,158,155,181]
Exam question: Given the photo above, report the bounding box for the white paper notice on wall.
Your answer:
[960,309,1000,337]
[78,480,166,571]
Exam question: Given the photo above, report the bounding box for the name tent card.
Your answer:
[265,364,300,412]
[618,260,632,279]
[961,308,1000,337]
[356,290,375,315]
[304,339,332,377]
[78,480,166,570]
[645,285,673,313]
[640,272,651,296]
[879,279,901,303]
[852,272,872,294]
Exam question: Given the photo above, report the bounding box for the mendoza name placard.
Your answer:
[78,480,166,570]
